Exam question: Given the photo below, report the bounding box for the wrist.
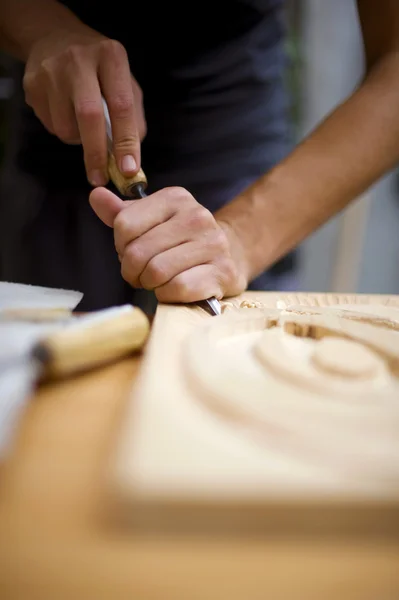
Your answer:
[215,165,311,283]
[217,218,251,291]
[0,0,89,61]
[215,177,279,283]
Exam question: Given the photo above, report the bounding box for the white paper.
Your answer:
[0,281,84,458]
[0,281,83,311]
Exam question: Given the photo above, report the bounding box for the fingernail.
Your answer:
[121,155,136,173]
[90,170,107,186]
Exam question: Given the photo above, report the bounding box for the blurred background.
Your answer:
[0,0,398,295]
[286,0,399,295]
[288,0,399,294]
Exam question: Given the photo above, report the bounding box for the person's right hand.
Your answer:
[22,27,146,187]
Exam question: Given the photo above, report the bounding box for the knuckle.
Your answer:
[213,228,230,253]
[172,274,192,301]
[39,58,54,78]
[143,257,167,287]
[218,256,237,284]
[99,38,127,61]
[114,133,140,152]
[114,210,133,239]
[223,258,236,278]
[125,242,146,266]
[168,186,189,200]
[75,98,102,121]
[120,260,133,285]
[66,44,85,63]
[186,206,213,230]
[108,93,134,118]
[163,186,195,208]
[22,72,36,93]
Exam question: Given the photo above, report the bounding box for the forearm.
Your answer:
[0,0,87,61]
[216,51,399,282]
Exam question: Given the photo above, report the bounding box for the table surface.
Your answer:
[0,349,398,600]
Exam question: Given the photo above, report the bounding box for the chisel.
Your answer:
[102,98,222,317]
[0,302,150,459]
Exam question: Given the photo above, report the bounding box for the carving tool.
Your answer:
[32,303,150,379]
[0,303,150,459]
[102,98,222,317]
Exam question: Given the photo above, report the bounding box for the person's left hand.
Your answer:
[89,186,248,303]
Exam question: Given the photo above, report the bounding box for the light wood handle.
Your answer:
[107,153,147,197]
[33,305,150,380]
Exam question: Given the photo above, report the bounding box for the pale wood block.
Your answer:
[108,292,399,537]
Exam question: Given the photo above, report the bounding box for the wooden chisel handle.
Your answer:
[102,96,147,198]
[33,305,150,380]
[108,152,148,198]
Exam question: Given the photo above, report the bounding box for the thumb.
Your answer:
[89,187,134,227]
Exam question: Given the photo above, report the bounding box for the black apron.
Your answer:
[0,0,297,312]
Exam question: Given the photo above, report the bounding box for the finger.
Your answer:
[47,82,80,144]
[23,72,55,134]
[154,264,224,304]
[99,40,140,176]
[131,76,146,140]
[72,67,108,187]
[119,221,193,288]
[31,96,55,135]
[113,189,181,255]
[89,186,133,227]
[138,238,225,290]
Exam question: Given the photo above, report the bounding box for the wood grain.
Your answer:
[36,305,150,379]
[107,153,147,197]
[0,346,398,598]
[110,292,399,538]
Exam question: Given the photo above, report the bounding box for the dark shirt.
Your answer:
[3,0,297,285]
[17,1,291,201]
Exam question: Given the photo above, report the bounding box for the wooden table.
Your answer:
[0,350,398,600]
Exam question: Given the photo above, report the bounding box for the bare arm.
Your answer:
[85,0,399,306]
[215,0,399,282]
[0,0,88,60]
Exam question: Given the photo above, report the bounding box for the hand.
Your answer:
[89,186,249,303]
[23,26,146,186]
